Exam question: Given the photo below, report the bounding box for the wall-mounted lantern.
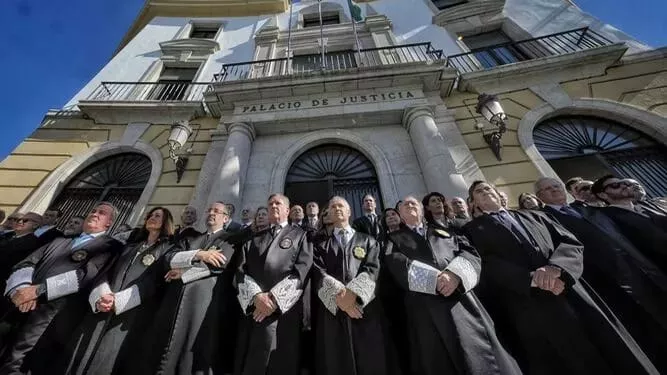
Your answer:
[167,120,193,183]
[475,93,507,161]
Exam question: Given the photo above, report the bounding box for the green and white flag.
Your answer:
[347,0,363,22]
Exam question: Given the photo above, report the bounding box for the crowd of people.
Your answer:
[0,172,665,375]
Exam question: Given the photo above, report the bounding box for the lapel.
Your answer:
[72,234,108,254]
[345,232,364,280]
[264,224,291,259]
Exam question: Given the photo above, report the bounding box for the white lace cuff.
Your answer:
[4,267,34,296]
[46,270,80,301]
[270,277,303,313]
[237,275,263,313]
[445,257,479,293]
[89,282,112,312]
[181,266,211,284]
[170,250,199,269]
[114,285,142,314]
[408,260,439,295]
[317,275,345,315]
[347,272,376,307]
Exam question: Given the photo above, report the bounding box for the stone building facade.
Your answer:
[1,0,665,228]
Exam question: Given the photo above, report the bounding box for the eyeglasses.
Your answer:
[6,217,19,221]
[603,181,632,190]
[577,185,592,192]
[16,218,36,224]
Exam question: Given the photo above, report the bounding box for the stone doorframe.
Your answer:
[20,140,163,226]
[517,97,667,180]
[269,128,400,207]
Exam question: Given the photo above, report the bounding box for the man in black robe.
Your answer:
[0,202,121,375]
[141,201,238,375]
[174,205,203,249]
[234,193,313,375]
[465,181,658,375]
[592,175,667,272]
[385,195,521,375]
[312,196,390,375]
[33,209,63,246]
[352,194,381,240]
[62,207,177,375]
[625,178,667,215]
[535,177,667,372]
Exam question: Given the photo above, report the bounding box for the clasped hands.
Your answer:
[532,266,565,295]
[252,292,277,323]
[437,271,460,297]
[95,293,116,313]
[11,285,39,313]
[164,249,227,282]
[336,288,362,319]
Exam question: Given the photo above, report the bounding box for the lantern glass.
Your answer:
[168,122,192,150]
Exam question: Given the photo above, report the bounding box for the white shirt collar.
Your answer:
[207,226,225,235]
[14,232,32,239]
[546,203,566,210]
[610,202,636,211]
[84,231,106,238]
[34,225,54,237]
[273,221,288,229]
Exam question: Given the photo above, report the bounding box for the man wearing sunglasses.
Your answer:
[592,175,667,274]
[624,178,667,215]
[537,177,667,373]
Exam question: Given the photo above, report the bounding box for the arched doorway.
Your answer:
[50,153,152,232]
[284,144,383,218]
[534,116,667,197]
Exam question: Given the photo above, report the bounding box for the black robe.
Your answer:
[543,205,667,372]
[35,227,63,247]
[352,215,382,240]
[599,206,667,272]
[61,237,176,374]
[0,234,120,375]
[464,210,658,375]
[234,225,313,375]
[174,226,203,251]
[312,230,390,375]
[140,229,238,375]
[385,225,521,375]
[1,234,42,320]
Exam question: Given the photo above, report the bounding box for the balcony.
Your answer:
[206,42,457,112]
[78,81,212,124]
[447,27,627,92]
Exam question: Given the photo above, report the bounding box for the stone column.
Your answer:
[402,106,468,197]
[188,130,228,220]
[206,122,256,214]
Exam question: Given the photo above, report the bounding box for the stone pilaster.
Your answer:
[402,106,468,197]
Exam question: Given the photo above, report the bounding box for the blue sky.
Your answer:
[0,0,665,159]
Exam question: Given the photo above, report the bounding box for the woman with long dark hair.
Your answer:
[61,207,177,375]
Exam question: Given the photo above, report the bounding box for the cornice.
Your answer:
[432,0,505,27]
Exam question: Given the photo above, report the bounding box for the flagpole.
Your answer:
[349,2,363,66]
[286,0,294,74]
[318,0,326,69]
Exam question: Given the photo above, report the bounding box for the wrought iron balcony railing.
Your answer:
[85,81,210,102]
[214,42,444,82]
[447,27,614,74]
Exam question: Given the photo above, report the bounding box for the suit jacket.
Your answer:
[0,234,41,284]
[225,221,243,233]
[352,214,382,239]
[35,227,64,246]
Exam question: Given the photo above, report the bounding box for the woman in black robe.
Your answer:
[385,195,522,375]
[61,207,177,375]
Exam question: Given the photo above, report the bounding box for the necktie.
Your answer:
[413,226,424,237]
[204,232,211,245]
[560,205,582,218]
[72,233,93,249]
[271,225,280,238]
[368,214,375,225]
[338,229,349,247]
[491,211,531,244]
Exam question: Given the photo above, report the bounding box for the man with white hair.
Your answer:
[234,193,313,375]
[1,202,122,374]
[384,195,521,375]
[535,176,667,372]
[312,196,389,375]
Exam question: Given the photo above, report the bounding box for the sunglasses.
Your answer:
[603,181,632,190]
[16,218,36,224]
[577,185,592,192]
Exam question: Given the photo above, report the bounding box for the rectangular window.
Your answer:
[462,30,526,68]
[303,12,340,28]
[190,24,220,39]
[431,0,467,10]
[148,67,199,101]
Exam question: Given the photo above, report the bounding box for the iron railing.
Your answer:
[86,81,211,102]
[447,27,614,73]
[215,42,444,82]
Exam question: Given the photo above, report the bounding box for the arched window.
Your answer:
[534,116,667,197]
[51,153,152,232]
[285,144,383,218]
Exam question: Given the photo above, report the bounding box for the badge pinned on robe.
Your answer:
[280,238,293,249]
[71,250,88,262]
[353,246,366,259]
[142,254,156,266]
[435,229,451,238]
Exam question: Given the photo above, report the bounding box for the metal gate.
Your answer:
[50,153,152,233]
[285,144,383,218]
[534,116,667,197]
